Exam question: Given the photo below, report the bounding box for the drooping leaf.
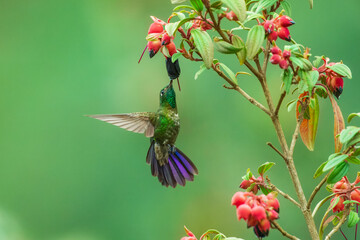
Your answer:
[214,38,242,54]
[282,69,293,94]
[257,162,275,176]
[245,25,265,60]
[219,63,238,84]
[190,0,204,12]
[232,35,246,65]
[296,93,319,151]
[328,93,345,152]
[194,63,207,80]
[348,113,360,123]
[323,154,348,172]
[319,197,340,239]
[191,29,214,69]
[327,161,349,184]
[327,63,352,79]
[287,99,297,112]
[221,0,247,22]
[348,211,360,228]
[314,161,327,179]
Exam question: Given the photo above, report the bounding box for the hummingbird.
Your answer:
[88,80,198,188]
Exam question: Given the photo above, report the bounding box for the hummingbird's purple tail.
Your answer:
[146,141,198,188]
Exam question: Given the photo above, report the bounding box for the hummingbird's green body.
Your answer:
[88,81,197,188]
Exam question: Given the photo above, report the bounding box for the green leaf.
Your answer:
[348,113,360,123]
[290,57,313,71]
[323,154,348,172]
[353,147,360,157]
[245,25,265,60]
[308,0,313,9]
[287,99,297,112]
[347,156,360,164]
[327,161,349,184]
[328,92,345,152]
[171,52,183,63]
[171,0,187,4]
[165,22,180,37]
[191,29,214,69]
[214,38,242,54]
[232,35,246,65]
[190,0,204,11]
[343,200,360,205]
[314,161,327,179]
[255,0,278,13]
[173,5,196,11]
[313,56,324,68]
[327,63,352,79]
[339,126,360,144]
[282,69,293,94]
[343,132,360,150]
[348,211,360,228]
[243,168,253,180]
[257,162,275,175]
[194,64,207,80]
[280,1,291,17]
[174,17,195,33]
[259,185,271,195]
[219,63,238,85]
[221,0,247,22]
[312,194,336,217]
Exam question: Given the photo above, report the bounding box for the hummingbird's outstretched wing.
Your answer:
[87,113,156,137]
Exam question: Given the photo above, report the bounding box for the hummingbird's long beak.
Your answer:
[169,79,174,88]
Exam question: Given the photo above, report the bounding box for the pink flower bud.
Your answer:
[166,41,177,56]
[271,47,281,55]
[161,33,172,46]
[225,11,238,21]
[270,54,281,65]
[240,179,252,189]
[236,204,252,220]
[258,219,271,233]
[201,19,213,31]
[148,40,162,58]
[231,192,246,207]
[279,59,289,69]
[331,197,345,213]
[148,22,163,34]
[282,50,291,59]
[267,31,278,42]
[251,206,266,221]
[277,27,291,41]
[351,189,360,203]
[266,194,280,212]
[263,20,275,33]
[279,16,295,27]
[334,179,347,190]
[268,209,279,220]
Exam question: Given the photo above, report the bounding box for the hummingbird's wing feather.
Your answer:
[87,113,155,137]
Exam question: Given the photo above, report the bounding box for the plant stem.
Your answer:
[271,220,300,240]
[307,172,331,209]
[325,205,350,240]
[340,228,348,240]
[266,176,301,208]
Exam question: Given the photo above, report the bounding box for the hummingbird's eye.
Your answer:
[160,90,164,96]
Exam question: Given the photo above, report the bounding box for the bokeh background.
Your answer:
[0,0,359,239]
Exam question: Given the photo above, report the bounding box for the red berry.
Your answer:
[271,47,281,55]
[267,31,278,42]
[279,59,289,69]
[270,54,281,65]
[278,27,291,41]
[148,22,163,34]
[263,20,275,33]
[282,50,291,59]
[279,16,295,27]
[236,204,252,220]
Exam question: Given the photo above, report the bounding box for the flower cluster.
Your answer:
[262,15,295,42]
[239,175,265,194]
[315,57,345,98]
[330,176,360,213]
[232,192,280,238]
[270,46,291,69]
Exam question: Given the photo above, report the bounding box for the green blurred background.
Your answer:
[0,0,359,239]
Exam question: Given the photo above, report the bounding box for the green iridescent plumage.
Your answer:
[88,80,197,187]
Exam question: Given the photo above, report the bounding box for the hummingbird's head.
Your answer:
[160,80,176,109]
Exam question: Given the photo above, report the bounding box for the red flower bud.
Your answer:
[263,20,275,33]
[161,33,172,46]
[236,204,252,220]
[279,16,295,27]
[351,189,360,203]
[334,179,347,190]
[271,46,281,55]
[267,31,278,42]
[331,197,345,213]
[277,27,291,41]
[231,192,247,207]
[166,41,177,57]
[268,209,279,220]
[148,40,162,58]
[282,50,291,59]
[258,218,271,233]
[251,206,266,221]
[201,19,213,31]
[279,59,289,69]
[240,179,252,189]
[225,11,238,21]
[266,194,280,212]
[270,54,281,64]
[148,22,163,34]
